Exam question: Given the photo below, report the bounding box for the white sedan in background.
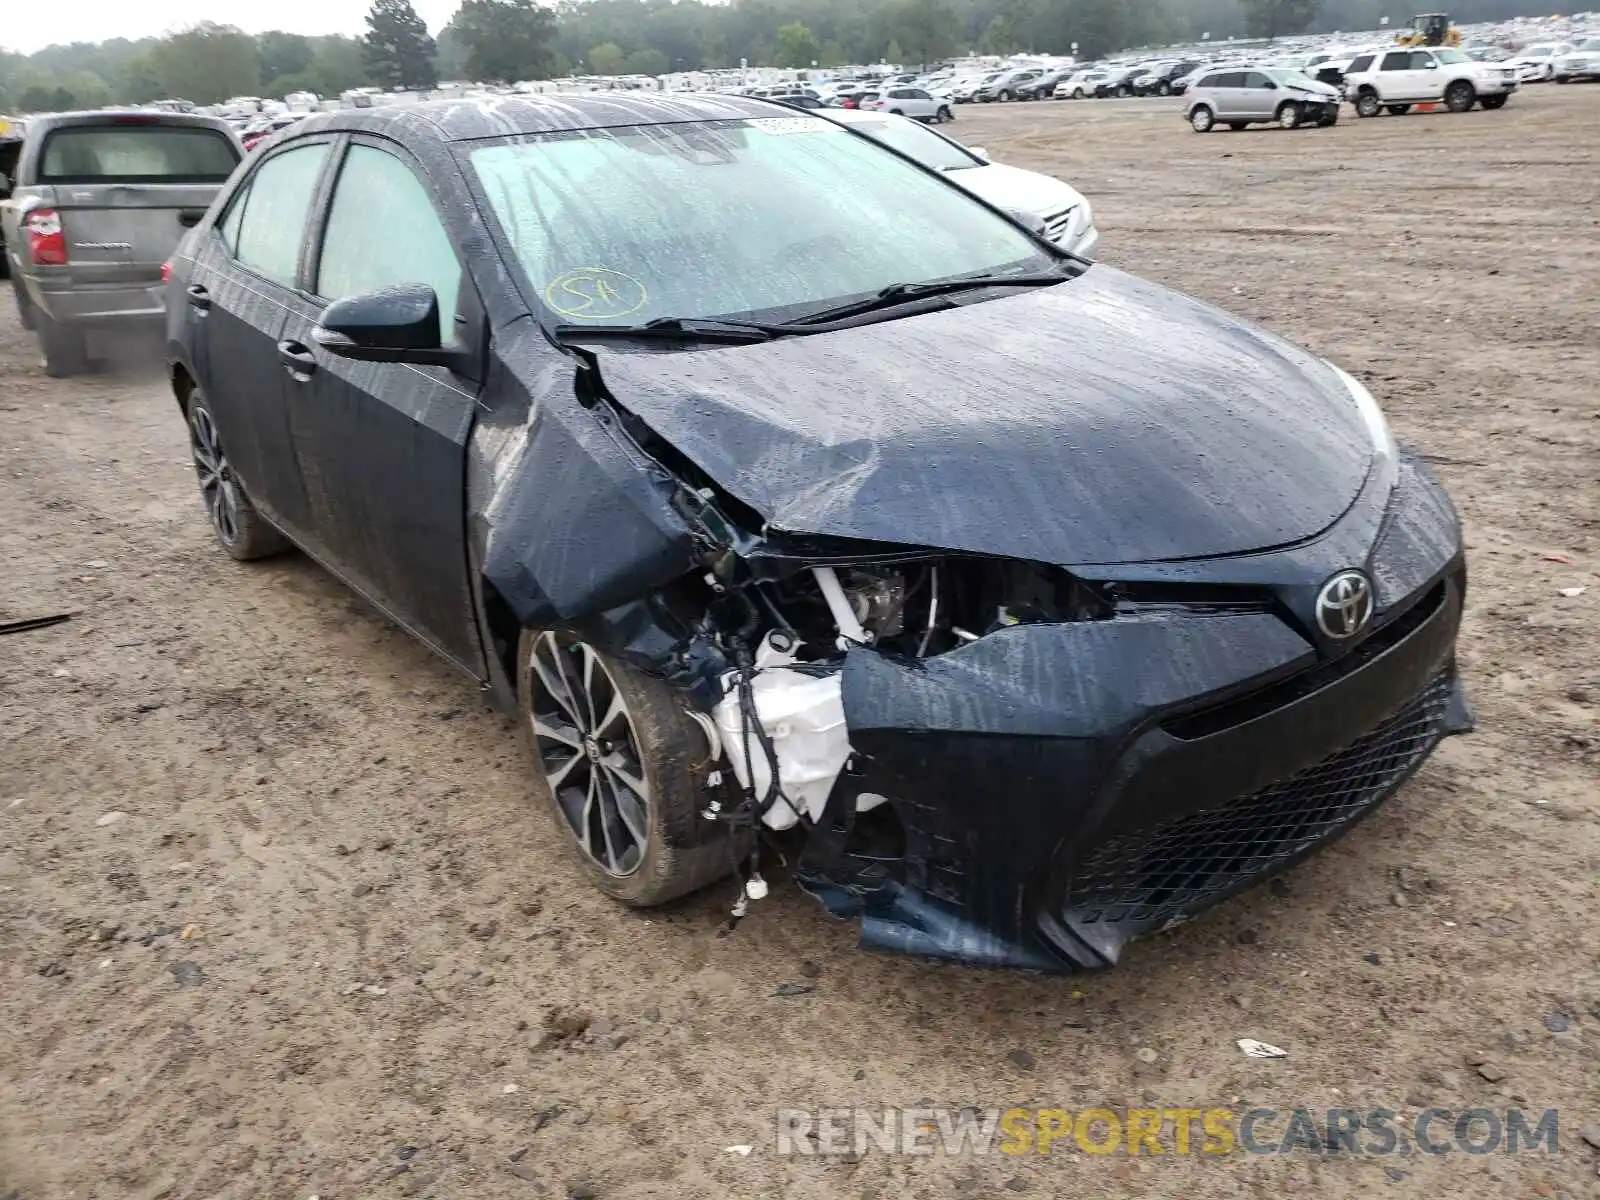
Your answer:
[1508,43,1574,81]
[828,109,1099,257]
[857,86,954,122]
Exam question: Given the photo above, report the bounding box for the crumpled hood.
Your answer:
[948,162,1086,219]
[588,265,1374,567]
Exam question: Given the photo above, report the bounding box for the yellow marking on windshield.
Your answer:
[544,267,648,320]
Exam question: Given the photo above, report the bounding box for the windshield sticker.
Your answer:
[747,117,835,136]
[543,267,648,321]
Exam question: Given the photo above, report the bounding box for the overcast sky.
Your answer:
[8,0,466,54]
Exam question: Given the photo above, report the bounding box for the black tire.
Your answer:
[1158,80,1173,96]
[36,313,88,378]
[1276,101,1302,130]
[518,629,740,907]
[183,388,291,561]
[1116,85,1131,98]
[1072,87,1086,99]
[937,105,952,123]
[998,89,1014,102]
[1386,104,1412,115]
[1480,93,1508,109]
[1555,74,1569,84]
[1190,105,1215,132]
[1444,80,1475,112]
[1355,89,1381,118]
[889,108,903,116]
[1319,111,1340,126]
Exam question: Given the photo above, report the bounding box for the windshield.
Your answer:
[470,117,1049,328]
[1524,45,1554,55]
[1266,68,1313,83]
[1580,39,1600,50]
[848,116,980,172]
[1435,49,1469,64]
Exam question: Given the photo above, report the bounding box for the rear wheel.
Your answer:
[1190,105,1215,132]
[999,89,1014,102]
[36,314,88,378]
[1276,101,1303,129]
[1355,89,1382,117]
[518,629,738,906]
[1444,80,1475,112]
[185,389,290,560]
[1480,93,1508,109]
[1157,80,1173,96]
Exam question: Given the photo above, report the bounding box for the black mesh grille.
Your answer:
[1065,672,1454,929]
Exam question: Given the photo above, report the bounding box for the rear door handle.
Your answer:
[277,340,318,379]
[186,284,211,311]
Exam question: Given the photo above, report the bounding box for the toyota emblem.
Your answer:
[1315,571,1374,640]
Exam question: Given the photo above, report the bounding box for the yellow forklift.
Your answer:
[1396,13,1462,46]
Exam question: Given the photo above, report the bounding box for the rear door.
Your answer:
[277,137,484,669]
[1378,50,1420,99]
[189,137,335,538]
[1212,72,1247,118]
[31,117,239,300]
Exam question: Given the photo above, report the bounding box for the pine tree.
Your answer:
[362,0,437,91]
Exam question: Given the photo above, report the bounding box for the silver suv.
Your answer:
[1184,67,1342,132]
[1,111,241,376]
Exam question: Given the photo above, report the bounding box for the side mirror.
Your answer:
[970,145,990,162]
[314,284,462,368]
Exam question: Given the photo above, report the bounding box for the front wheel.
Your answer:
[1480,93,1509,109]
[519,630,738,906]
[1072,87,1086,99]
[1276,101,1303,129]
[185,389,290,560]
[998,89,1014,102]
[1444,80,1475,112]
[1190,105,1215,132]
[1158,80,1173,96]
[937,105,952,122]
[1355,90,1382,117]
[1116,85,1131,98]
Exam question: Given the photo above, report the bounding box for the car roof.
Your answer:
[292,92,781,143]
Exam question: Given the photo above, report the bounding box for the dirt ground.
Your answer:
[2,85,1598,1200]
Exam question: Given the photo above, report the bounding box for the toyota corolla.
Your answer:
[164,94,1471,970]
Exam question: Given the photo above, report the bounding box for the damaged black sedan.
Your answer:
[164,94,1471,970]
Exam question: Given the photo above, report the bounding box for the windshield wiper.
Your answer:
[787,270,1071,327]
[551,316,785,345]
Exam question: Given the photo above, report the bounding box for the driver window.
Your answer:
[317,144,462,336]
[1411,52,1437,68]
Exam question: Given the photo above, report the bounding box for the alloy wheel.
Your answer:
[528,632,651,876]
[189,405,240,546]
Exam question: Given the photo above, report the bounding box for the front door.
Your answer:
[276,138,484,670]
[1240,71,1279,118]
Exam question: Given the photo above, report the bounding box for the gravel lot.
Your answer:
[2,85,1598,1200]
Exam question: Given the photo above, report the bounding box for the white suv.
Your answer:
[1343,47,1519,116]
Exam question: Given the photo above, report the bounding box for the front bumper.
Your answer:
[798,455,1471,970]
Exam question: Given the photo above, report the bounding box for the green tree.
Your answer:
[363,0,438,89]
[1240,0,1322,39]
[625,47,670,76]
[259,31,315,87]
[588,41,626,74]
[308,35,371,96]
[147,23,261,105]
[116,51,166,103]
[449,0,557,83]
[885,0,961,68]
[773,21,822,68]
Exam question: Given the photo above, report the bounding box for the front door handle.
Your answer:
[177,208,206,228]
[186,284,211,311]
[277,340,318,380]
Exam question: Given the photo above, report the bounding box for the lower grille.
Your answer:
[1064,671,1454,929]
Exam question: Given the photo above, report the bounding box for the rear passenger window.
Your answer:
[1380,52,1412,70]
[233,142,329,287]
[316,144,462,336]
